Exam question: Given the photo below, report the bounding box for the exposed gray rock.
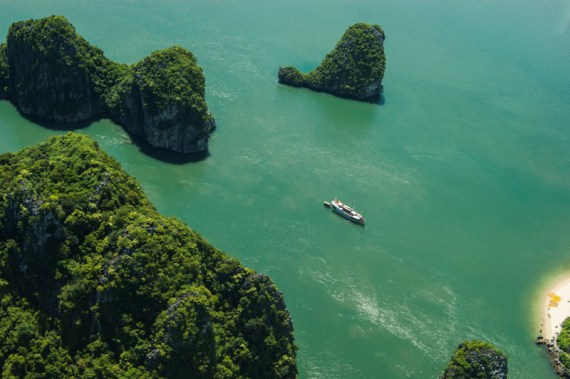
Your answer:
[1,17,216,154]
[6,19,106,122]
[113,86,215,153]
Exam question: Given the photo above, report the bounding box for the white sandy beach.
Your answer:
[541,277,570,342]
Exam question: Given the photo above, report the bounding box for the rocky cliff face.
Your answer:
[278,23,386,102]
[544,342,570,378]
[441,340,508,379]
[120,100,215,153]
[0,134,297,378]
[108,47,216,153]
[1,16,215,154]
[0,43,10,100]
[5,17,110,122]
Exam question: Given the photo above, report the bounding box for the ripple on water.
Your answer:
[93,132,132,147]
[301,262,460,364]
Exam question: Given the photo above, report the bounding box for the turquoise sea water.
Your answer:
[1,1,570,377]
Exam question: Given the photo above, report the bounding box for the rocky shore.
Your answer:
[537,277,570,377]
[540,339,570,377]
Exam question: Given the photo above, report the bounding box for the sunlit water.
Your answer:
[1,1,570,377]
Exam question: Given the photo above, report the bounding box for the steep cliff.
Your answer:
[1,16,215,154]
[5,16,122,122]
[441,340,508,379]
[0,43,8,99]
[0,133,296,378]
[278,23,386,101]
[107,47,215,153]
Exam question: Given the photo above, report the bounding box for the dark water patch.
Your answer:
[277,81,385,105]
[128,132,210,164]
[14,107,210,163]
[377,91,385,105]
[16,108,98,131]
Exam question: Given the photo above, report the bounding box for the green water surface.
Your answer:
[1,1,570,377]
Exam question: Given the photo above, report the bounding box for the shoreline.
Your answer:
[538,274,570,377]
[540,277,570,342]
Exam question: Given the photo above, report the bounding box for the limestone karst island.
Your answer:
[0,133,296,377]
[441,340,508,379]
[1,2,570,378]
[0,16,215,154]
[278,23,386,101]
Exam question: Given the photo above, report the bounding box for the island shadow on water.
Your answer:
[277,81,386,106]
[19,110,210,164]
[316,87,386,105]
[18,110,97,131]
[128,132,210,164]
[377,91,386,106]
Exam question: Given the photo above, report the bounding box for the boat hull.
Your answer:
[331,200,365,225]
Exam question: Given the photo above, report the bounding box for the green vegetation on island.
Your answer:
[0,43,9,99]
[278,23,386,101]
[441,340,508,379]
[552,317,570,376]
[1,16,214,153]
[0,133,297,377]
[107,46,215,152]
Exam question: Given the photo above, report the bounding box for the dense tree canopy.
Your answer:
[278,23,386,101]
[107,46,215,136]
[441,340,508,379]
[6,16,125,119]
[0,133,296,377]
[1,16,215,153]
[0,43,8,99]
[557,317,570,370]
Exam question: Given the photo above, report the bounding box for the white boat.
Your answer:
[330,199,365,225]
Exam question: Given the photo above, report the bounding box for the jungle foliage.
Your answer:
[6,16,126,105]
[557,317,570,370]
[107,46,214,134]
[0,133,296,378]
[2,16,213,136]
[440,340,508,379]
[0,43,9,99]
[278,23,386,101]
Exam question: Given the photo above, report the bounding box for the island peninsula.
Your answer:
[0,133,297,377]
[278,23,386,102]
[0,16,215,154]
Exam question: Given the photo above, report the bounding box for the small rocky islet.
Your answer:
[0,133,297,377]
[441,340,508,379]
[0,18,390,158]
[0,16,215,154]
[278,22,386,102]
